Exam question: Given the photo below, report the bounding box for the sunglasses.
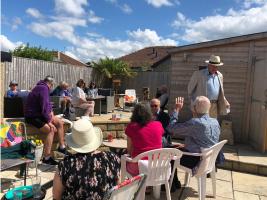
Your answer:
[150,105,159,108]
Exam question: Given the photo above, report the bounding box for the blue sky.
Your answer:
[1,0,267,62]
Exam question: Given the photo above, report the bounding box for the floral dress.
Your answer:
[58,151,120,200]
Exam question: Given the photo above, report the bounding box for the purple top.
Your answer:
[25,80,52,122]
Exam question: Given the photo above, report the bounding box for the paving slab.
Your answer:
[216,168,232,182]
[237,145,267,167]
[234,191,260,200]
[233,171,267,196]
[179,176,233,199]
[260,196,267,200]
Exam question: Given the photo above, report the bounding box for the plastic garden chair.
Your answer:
[121,148,183,200]
[104,174,146,200]
[169,140,227,200]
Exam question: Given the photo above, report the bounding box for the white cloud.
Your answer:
[88,10,104,24]
[106,0,133,14]
[11,17,22,31]
[128,28,176,46]
[30,27,176,61]
[26,8,43,19]
[86,32,102,38]
[243,0,266,8]
[171,2,267,43]
[64,51,79,60]
[55,0,88,17]
[50,16,87,27]
[0,35,23,51]
[145,0,173,8]
[120,4,133,14]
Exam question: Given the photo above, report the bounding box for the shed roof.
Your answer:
[170,32,267,54]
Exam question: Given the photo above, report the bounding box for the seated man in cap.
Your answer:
[25,75,66,165]
[6,80,20,98]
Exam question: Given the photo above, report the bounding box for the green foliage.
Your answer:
[92,57,136,79]
[11,43,54,61]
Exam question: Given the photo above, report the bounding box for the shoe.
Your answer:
[57,147,68,155]
[42,157,58,165]
[207,173,211,178]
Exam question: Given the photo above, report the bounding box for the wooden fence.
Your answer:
[121,71,169,100]
[2,56,93,90]
[1,56,94,116]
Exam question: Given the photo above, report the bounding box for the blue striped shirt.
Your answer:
[167,112,220,153]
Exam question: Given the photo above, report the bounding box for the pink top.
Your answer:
[126,121,164,158]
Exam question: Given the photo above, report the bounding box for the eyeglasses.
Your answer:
[150,105,159,108]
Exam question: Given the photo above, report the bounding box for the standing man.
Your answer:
[188,55,230,118]
[25,76,66,165]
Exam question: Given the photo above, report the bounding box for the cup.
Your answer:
[13,190,23,200]
[31,176,41,199]
[112,114,116,120]
[108,133,113,142]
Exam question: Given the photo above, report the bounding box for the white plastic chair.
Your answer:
[121,148,183,200]
[104,174,146,200]
[170,140,227,200]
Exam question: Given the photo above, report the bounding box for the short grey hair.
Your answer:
[44,75,55,84]
[193,96,211,114]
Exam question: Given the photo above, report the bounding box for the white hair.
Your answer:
[193,96,211,114]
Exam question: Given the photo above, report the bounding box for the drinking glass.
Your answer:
[31,176,41,199]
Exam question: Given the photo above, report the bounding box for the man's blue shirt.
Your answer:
[167,112,220,153]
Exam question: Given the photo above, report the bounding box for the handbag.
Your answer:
[63,105,76,121]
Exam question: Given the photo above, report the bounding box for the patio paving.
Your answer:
[1,164,267,200]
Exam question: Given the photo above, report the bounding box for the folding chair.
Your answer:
[124,89,137,111]
[0,121,36,185]
[104,174,146,200]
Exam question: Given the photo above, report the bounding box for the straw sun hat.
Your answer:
[205,55,224,66]
[65,118,103,153]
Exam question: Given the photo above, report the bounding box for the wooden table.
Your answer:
[103,139,127,155]
[103,139,127,149]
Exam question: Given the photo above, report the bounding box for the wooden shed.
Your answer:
[168,32,267,152]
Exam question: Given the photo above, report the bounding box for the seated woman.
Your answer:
[86,81,98,98]
[53,118,120,199]
[125,103,164,176]
[6,80,20,98]
[71,79,95,117]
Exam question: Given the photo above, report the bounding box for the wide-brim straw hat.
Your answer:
[205,55,223,66]
[65,118,103,153]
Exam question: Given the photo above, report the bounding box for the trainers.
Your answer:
[57,147,68,155]
[42,157,58,165]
